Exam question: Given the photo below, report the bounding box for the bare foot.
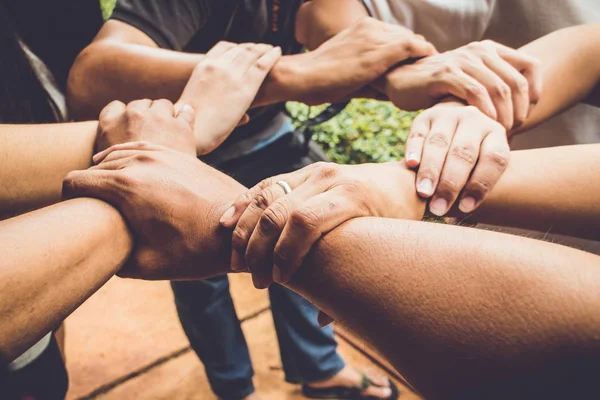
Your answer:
[307,366,393,399]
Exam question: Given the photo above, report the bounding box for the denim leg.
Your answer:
[269,284,345,384]
[171,276,255,399]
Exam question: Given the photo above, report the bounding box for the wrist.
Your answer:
[253,55,305,106]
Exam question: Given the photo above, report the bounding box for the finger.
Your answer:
[98,100,126,122]
[237,113,250,127]
[220,42,259,64]
[405,111,432,168]
[246,46,282,79]
[243,194,293,288]
[174,103,196,127]
[230,182,292,273]
[220,170,310,228]
[495,44,542,106]
[459,127,510,213]
[62,169,122,205]
[127,98,153,111]
[462,61,514,130]
[481,54,530,128]
[415,113,458,198]
[93,141,163,164]
[428,117,487,217]
[272,186,371,284]
[374,34,436,71]
[441,71,497,121]
[232,181,318,275]
[91,154,138,169]
[205,41,237,58]
[150,98,175,115]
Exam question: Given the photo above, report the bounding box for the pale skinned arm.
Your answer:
[0,122,97,218]
[467,144,600,240]
[0,198,132,363]
[513,23,600,134]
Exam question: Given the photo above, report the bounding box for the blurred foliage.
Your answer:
[287,100,416,164]
[100,0,116,19]
[98,0,415,164]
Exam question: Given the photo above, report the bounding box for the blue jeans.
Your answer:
[171,124,345,399]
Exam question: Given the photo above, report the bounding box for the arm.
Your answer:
[0,198,132,363]
[63,144,600,399]
[288,217,600,400]
[68,16,436,119]
[468,144,600,240]
[513,24,600,133]
[0,122,97,217]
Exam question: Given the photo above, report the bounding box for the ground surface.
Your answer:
[63,274,420,400]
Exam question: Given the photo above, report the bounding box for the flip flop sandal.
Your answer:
[302,372,400,400]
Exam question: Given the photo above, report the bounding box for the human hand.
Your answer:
[382,40,542,130]
[178,42,282,155]
[63,142,245,280]
[94,98,196,156]
[406,102,510,216]
[283,17,436,105]
[219,162,425,288]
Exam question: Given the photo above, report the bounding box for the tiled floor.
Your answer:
[63,274,419,400]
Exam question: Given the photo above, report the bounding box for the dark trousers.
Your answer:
[171,129,345,399]
[1,335,69,400]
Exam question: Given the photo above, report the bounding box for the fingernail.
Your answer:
[459,196,477,213]
[92,153,102,164]
[429,197,448,216]
[382,388,392,397]
[252,275,271,290]
[406,152,419,165]
[273,264,282,283]
[417,178,434,196]
[219,206,235,224]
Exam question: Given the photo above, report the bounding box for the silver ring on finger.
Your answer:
[276,180,292,195]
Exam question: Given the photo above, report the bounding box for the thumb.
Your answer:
[62,169,123,208]
[175,103,196,128]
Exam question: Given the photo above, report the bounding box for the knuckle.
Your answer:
[258,206,285,234]
[428,132,450,148]
[483,149,510,170]
[253,188,275,210]
[465,83,486,98]
[409,130,427,140]
[450,144,477,165]
[437,176,461,193]
[418,168,438,182]
[231,226,249,249]
[515,76,529,93]
[257,177,274,190]
[272,246,292,270]
[493,83,511,99]
[468,178,492,196]
[289,207,321,233]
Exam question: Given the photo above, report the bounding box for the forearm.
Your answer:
[469,144,600,239]
[0,198,133,362]
[295,0,368,50]
[514,24,600,133]
[0,121,98,217]
[288,217,600,399]
[68,39,204,120]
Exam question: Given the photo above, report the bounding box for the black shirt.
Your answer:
[111,0,306,163]
[2,0,104,91]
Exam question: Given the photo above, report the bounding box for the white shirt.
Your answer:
[362,0,600,150]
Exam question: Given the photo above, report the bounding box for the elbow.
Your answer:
[67,42,110,121]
